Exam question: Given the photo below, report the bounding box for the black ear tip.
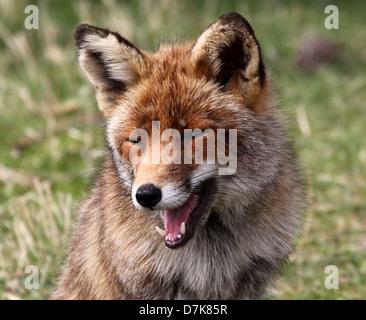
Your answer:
[217,12,254,35]
[74,24,110,48]
[74,24,93,47]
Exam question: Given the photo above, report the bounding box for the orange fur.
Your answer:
[53,13,305,300]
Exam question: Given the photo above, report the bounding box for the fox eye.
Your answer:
[128,137,141,144]
[182,129,206,142]
[191,130,205,139]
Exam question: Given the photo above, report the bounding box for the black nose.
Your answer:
[135,184,162,208]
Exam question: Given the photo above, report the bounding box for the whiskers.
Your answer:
[189,166,261,205]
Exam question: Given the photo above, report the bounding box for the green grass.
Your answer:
[0,0,365,300]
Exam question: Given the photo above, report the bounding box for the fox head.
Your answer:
[75,13,282,249]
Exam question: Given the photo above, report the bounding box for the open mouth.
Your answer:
[155,179,214,249]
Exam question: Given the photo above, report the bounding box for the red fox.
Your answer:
[53,12,305,299]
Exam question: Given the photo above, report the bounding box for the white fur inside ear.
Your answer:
[191,19,262,84]
[78,33,139,87]
[191,24,235,75]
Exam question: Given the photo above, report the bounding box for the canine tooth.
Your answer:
[155,226,167,237]
[177,234,182,239]
[180,222,186,235]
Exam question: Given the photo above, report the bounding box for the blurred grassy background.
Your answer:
[0,0,365,300]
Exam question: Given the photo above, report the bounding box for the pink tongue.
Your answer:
[164,196,197,240]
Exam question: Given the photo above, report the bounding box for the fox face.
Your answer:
[74,13,279,249]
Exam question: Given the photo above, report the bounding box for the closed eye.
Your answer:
[192,130,205,139]
[128,137,141,144]
[182,129,206,142]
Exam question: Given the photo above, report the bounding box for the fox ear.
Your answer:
[191,13,268,112]
[74,24,144,117]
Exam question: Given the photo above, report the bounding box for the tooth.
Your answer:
[177,234,182,239]
[155,226,167,237]
[180,222,186,235]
